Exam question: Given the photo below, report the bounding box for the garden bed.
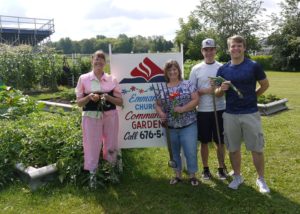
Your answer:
[38,100,74,112]
[258,98,288,116]
[15,163,57,191]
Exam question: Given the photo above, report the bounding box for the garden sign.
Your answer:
[110,49,183,149]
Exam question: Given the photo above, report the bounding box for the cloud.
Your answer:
[0,0,282,42]
[86,0,171,20]
[0,0,26,17]
[263,0,281,14]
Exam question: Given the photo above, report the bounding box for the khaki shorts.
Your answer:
[223,112,265,152]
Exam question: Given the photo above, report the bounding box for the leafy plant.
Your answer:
[184,59,200,79]
[258,94,281,104]
[251,55,273,70]
[0,45,65,91]
[0,85,44,119]
[0,123,23,187]
[0,111,121,188]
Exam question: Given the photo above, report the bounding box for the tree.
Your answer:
[72,41,82,53]
[268,0,300,70]
[95,39,111,53]
[50,34,174,54]
[132,35,149,53]
[81,38,97,54]
[55,37,74,54]
[96,35,107,40]
[176,0,266,61]
[112,34,133,53]
[148,36,171,52]
[175,14,213,60]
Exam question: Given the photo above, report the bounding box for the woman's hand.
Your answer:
[89,93,100,102]
[174,106,184,113]
[158,111,167,122]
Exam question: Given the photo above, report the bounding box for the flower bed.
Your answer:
[258,94,288,116]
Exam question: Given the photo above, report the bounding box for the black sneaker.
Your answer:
[217,168,227,180]
[202,169,212,180]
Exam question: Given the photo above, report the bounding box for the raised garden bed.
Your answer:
[38,100,74,112]
[258,98,288,116]
[258,94,288,116]
[15,163,58,191]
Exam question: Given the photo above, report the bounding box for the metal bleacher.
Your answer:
[0,15,54,46]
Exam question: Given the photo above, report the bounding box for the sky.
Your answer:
[0,0,282,42]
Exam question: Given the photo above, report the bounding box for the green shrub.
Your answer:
[0,111,120,189]
[0,86,44,120]
[258,94,281,104]
[250,55,273,71]
[58,89,76,102]
[0,45,64,91]
[184,59,200,79]
[0,122,23,187]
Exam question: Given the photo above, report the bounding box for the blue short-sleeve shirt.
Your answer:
[216,58,266,114]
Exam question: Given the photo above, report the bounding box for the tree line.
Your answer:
[48,34,174,54]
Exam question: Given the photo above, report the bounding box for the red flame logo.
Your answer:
[130,57,164,81]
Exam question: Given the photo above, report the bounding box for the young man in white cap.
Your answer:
[215,35,270,193]
[189,38,227,180]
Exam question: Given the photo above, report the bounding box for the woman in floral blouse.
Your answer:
[155,60,199,186]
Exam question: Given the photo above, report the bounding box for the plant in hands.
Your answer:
[169,91,180,118]
[97,94,108,110]
[88,93,109,116]
[209,76,243,98]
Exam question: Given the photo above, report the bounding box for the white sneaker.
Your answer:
[256,178,270,193]
[228,175,244,190]
[89,173,97,189]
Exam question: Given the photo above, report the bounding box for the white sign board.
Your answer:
[110,53,183,148]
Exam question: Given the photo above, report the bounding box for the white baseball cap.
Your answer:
[202,38,216,48]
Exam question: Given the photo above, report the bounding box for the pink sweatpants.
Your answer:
[82,110,119,171]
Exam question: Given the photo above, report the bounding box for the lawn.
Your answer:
[0,71,299,214]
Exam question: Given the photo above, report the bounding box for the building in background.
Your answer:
[0,15,54,46]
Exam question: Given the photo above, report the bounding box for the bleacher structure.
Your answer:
[0,15,54,46]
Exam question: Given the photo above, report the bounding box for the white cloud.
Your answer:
[0,0,282,42]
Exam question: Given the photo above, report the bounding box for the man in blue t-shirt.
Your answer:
[215,35,270,193]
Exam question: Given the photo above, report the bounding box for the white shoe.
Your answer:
[228,175,244,190]
[228,170,235,176]
[256,178,270,193]
[89,173,97,189]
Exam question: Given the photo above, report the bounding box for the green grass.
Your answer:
[1,71,300,213]
[28,86,76,103]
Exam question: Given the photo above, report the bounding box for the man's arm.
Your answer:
[256,78,269,96]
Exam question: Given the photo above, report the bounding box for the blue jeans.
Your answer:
[169,122,198,174]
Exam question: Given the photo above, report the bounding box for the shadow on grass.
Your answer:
[69,176,298,214]
[75,148,300,213]
[1,148,299,213]
[41,175,299,214]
